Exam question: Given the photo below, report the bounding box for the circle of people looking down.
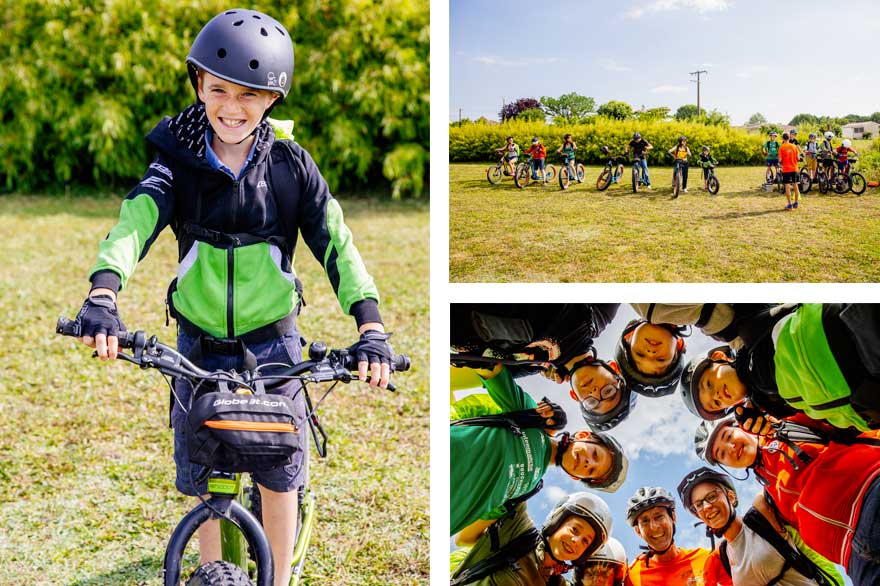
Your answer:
[450,303,880,586]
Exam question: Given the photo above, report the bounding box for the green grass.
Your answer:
[450,163,880,282]
[0,195,429,585]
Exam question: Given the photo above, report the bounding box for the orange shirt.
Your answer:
[625,547,731,586]
[779,142,799,173]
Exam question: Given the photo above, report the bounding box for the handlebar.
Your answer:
[56,316,411,391]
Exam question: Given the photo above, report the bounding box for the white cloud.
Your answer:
[600,59,633,73]
[611,394,704,462]
[626,0,731,19]
[543,483,569,505]
[473,55,560,67]
[650,84,689,94]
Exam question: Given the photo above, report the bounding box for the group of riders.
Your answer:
[450,303,880,586]
[490,128,864,196]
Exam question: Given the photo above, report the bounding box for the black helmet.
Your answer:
[187,9,295,104]
[679,345,735,420]
[676,466,737,513]
[701,145,710,152]
[601,145,611,155]
[614,320,687,398]
[542,492,613,567]
[569,357,635,431]
[625,486,675,526]
[633,132,642,140]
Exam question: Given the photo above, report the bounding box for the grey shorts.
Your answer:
[171,328,307,496]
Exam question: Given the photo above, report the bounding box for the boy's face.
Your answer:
[697,362,747,415]
[710,424,758,468]
[570,364,622,415]
[578,564,617,586]
[634,506,675,552]
[546,515,595,562]
[628,323,677,376]
[561,435,612,481]
[689,481,733,530]
[197,71,279,145]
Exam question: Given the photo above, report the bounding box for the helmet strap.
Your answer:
[554,432,571,468]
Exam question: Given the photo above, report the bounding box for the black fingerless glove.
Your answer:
[539,396,568,430]
[76,295,126,338]
[348,330,393,365]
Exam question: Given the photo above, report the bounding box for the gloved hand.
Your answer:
[535,396,568,432]
[349,330,393,388]
[76,294,126,360]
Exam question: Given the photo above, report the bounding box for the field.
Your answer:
[0,195,429,585]
[449,163,880,282]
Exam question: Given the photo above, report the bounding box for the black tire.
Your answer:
[832,172,851,194]
[186,561,252,586]
[631,164,639,193]
[798,171,812,194]
[575,164,586,183]
[707,174,719,195]
[514,163,530,189]
[596,168,612,191]
[486,165,503,185]
[765,166,775,185]
[559,166,570,190]
[850,172,866,195]
[818,173,829,194]
[545,165,557,183]
[672,167,681,198]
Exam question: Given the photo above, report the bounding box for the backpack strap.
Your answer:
[742,508,836,586]
[719,541,731,579]
[450,527,542,586]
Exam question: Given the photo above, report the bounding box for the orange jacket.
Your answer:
[525,143,546,159]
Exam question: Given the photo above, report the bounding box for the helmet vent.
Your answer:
[275,26,286,36]
[233,20,244,26]
[260,27,268,37]
[252,14,262,19]
[217,48,226,59]
[249,59,259,70]
[224,10,237,15]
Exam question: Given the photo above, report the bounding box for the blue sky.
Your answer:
[451,304,852,584]
[450,0,880,126]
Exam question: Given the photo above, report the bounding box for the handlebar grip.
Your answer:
[393,354,411,372]
[55,316,136,348]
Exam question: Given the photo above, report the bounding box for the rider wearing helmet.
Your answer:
[677,466,843,586]
[625,132,653,189]
[667,135,691,194]
[780,132,801,210]
[698,146,719,191]
[76,10,393,586]
[451,364,628,536]
[835,138,858,173]
[763,130,781,179]
[525,136,548,181]
[624,486,723,585]
[451,492,613,586]
[558,133,579,170]
[694,415,880,586]
[574,537,628,586]
[804,133,820,180]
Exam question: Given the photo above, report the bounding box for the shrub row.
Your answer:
[450,120,774,166]
[0,0,429,198]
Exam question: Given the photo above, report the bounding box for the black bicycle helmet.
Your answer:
[633,132,641,140]
[625,486,675,526]
[187,9,295,105]
[614,320,687,398]
[676,466,737,512]
[568,357,635,431]
[542,492,613,567]
[679,345,735,420]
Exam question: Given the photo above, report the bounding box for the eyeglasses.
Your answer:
[576,383,620,411]
[688,488,724,514]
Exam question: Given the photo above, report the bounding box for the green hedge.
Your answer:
[450,119,771,165]
[0,0,429,198]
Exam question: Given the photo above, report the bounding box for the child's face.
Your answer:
[561,436,612,481]
[570,364,622,415]
[546,515,596,562]
[578,564,617,586]
[628,323,677,376]
[197,71,279,145]
[689,481,733,530]
[710,424,758,468]
[698,362,747,415]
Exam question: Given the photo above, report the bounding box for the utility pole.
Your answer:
[690,69,708,117]
[458,108,462,127]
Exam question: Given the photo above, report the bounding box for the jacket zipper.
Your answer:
[796,501,853,532]
[227,179,240,338]
[204,420,298,433]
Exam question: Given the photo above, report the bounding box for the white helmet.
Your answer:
[824,131,834,139]
[694,415,737,466]
[575,537,628,585]
[843,139,852,148]
[542,492,613,566]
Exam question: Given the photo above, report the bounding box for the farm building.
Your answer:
[842,121,880,140]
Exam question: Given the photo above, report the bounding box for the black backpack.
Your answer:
[450,526,543,586]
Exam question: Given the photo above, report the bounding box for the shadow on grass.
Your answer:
[66,554,199,586]
[704,208,788,220]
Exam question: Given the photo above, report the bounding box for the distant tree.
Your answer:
[499,98,542,122]
[674,104,700,120]
[871,112,880,124]
[704,109,731,127]
[540,92,596,123]
[748,112,767,125]
[596,100,633,121]
[760,123,782,136]
[639,106,671,121]
[789,113,819,126]
[518,108,546,122]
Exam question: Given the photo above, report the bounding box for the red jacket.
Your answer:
[754,425,880,568]
[525,143,546,159]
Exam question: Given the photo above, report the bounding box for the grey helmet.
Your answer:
[576,537,628,585]
[187,9,295,105]
[557,431,629,493]
[679,345,735,420]
[676,466,738,512]
[625,486,675,526]
[615,319,687,398]
[694,415,737,466]
[542,492,613,566]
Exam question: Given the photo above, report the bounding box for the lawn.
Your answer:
[449,163,880,282]
[0,195,429,585]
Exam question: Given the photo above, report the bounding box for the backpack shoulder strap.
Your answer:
[450,527,542,586]
[743,508,834,585]
[719,540,731,578]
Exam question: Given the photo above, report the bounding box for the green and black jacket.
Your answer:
[89,106,380,338]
